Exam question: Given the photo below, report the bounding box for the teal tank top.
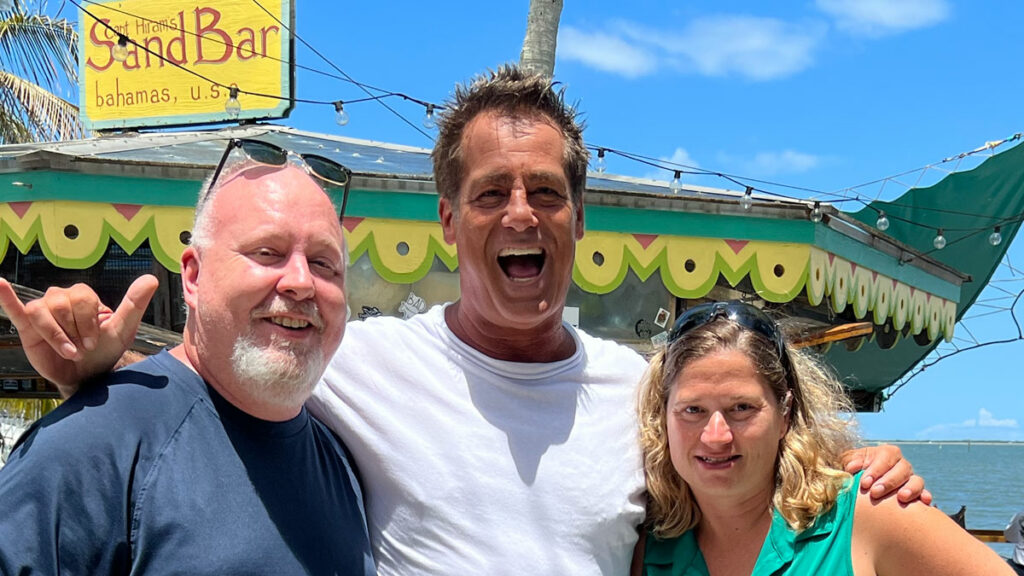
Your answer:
[643,472,860,576]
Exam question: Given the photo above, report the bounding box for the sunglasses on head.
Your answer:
[209,138,353,221]
[668,300,791,370]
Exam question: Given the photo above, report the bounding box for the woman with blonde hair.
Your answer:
[634,301,1011,576]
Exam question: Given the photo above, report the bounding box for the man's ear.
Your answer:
[181,246,201,310]
[439,197,457,245]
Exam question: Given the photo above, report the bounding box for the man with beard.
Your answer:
[0,160,375,575]
[6,67,925,575]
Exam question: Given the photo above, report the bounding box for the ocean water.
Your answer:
[884,442,1023,559]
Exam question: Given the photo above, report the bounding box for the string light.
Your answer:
[989,226,1003,246]
[596,149,606,174]
[670,171,682,194]
[68,0,442,142]
[422,104,436,129]
[876,211,890,231]
[334,101,349,126]
[810,201,823,222]
[933,228,947,250]
[740,187,754,210]
[72,0,1024,199]
[42,0,1024,253]
[113,34,129,63]
[588,141,1024,247]
[225,86,241,118]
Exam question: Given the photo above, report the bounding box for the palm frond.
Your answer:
[0,69,83,143]
[0,101,33,142]
[0,7,77,96]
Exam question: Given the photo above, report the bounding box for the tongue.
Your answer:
[503,255,542,279]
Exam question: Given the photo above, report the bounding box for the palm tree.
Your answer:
[520,0,563,79]
[0,0,84,143]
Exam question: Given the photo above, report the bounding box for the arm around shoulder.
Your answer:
[853,490,1014,576]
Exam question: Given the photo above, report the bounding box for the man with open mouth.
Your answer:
[5,66,928,575]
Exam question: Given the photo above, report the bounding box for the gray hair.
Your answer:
[189,158,346,268]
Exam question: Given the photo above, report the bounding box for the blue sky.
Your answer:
[61,0,1024,440]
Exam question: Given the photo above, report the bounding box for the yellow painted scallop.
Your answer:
[806,248,828,306]
[892,282,911,331]
[872,275,894,325]
[574,231,627,291]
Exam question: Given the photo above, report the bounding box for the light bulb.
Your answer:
[334,101,349,126]
[422,104,435,129]
[933,229,946,250]
[876,211,890,231]
[670,171,681,194]
[989,226,1003,246]
[113,35,129,63]
[596,149,606,174]
[225,87,241,118]
[740,187,753,210]
[810,201,823,223]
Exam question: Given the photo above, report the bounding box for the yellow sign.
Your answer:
[78,0,293,130]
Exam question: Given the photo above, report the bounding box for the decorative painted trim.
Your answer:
[0,201,193,271]
[344,217,458,282]
[573,232,810,302]
[807,248,956,342]
[0,203,956,341]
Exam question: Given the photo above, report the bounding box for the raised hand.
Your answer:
[0,275,158,397]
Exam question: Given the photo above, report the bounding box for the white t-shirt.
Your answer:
[1007,511,1024,565]
[309,304,648,575]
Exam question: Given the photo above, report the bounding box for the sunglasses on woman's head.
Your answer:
[208,139,353,221]
[667,301,792,375]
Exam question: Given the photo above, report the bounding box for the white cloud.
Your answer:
[558,26,657,79]
[714,149,821,177]
[750,150,820,175]
[977,408,1017,428]
[665,147,699,169]
[916,407,1020,440]
[628,16,826,81]
[643,147,701,181]
[815,0,950,37]
[560,16,825,81]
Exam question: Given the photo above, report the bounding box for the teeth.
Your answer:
[499,247,543,257]
[699,456,735,463]
[269,317,310,329]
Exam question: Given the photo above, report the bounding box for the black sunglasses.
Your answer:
[209,138,353,221]
[668,301,792,372]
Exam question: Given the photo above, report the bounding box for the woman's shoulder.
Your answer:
[852,489,1015,576]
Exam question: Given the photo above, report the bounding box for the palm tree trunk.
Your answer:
[519,0,563,79]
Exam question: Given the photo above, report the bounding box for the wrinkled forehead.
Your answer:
[464,109,566,149]
[455,111,573,194]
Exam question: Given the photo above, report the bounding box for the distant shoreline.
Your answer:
[864,440,1024,446]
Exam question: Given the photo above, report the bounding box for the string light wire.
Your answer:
[72,0,439,140]
[247,0,434,140]
[590,136,1024,241]
[62,0,1024,247]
